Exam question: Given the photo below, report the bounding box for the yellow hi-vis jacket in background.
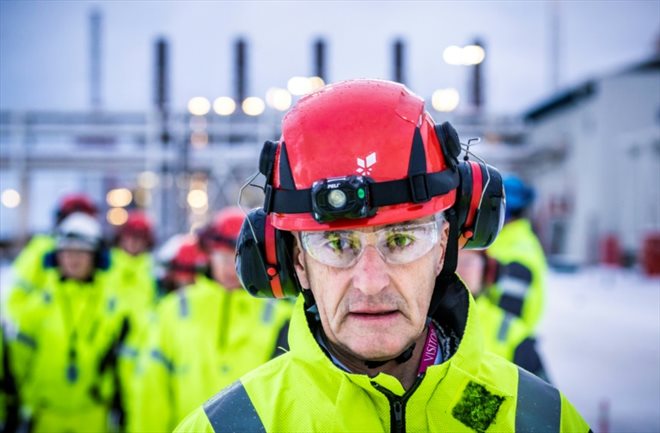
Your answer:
[175,278,589,433]
[5,266,131,433]
[473,295,547,381]
[487,218,548,333]
[5,234,55,318]
[128,275,292,432]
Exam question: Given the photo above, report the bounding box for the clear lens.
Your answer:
[300,220,439,268]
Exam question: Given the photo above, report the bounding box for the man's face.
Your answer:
[57,249,95,281]
[294,217,449,362]
[119,234,149,256]
[210,247,241,290]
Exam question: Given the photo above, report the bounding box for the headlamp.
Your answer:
[310,175,376,223]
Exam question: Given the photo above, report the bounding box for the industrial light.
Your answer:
[432,88,460,112]
[242,97,265,116]
[213,96,236,116]
[187,97,211,116]
[106,188,133,207]
[1,189,21,208]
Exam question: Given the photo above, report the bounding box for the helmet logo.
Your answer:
[356,152,377,175]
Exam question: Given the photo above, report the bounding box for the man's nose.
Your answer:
[351,245,390,296]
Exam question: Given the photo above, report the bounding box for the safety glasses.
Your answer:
[299,219,441,269]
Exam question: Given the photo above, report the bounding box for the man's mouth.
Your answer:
[348,309,400,320]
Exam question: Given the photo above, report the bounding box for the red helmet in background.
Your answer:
[156,234,208,286]
[56,193,98,225]
[115,211,155,249]
[199,207,246,252]
[268,79,457,232]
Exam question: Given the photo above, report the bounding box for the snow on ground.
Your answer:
[539,267,660,433]
[1,264,659,431]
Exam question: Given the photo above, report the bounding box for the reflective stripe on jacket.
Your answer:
[175,278,589,433]
[487,218,548,332]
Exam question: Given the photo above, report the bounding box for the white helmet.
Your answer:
[56,212,103,251]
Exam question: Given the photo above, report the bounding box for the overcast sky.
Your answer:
[1,0,658,115]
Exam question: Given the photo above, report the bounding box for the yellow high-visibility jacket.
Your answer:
[6,266,131,433]
[5,235,55,318]
[474,295,547,380]
[175,278,589,433]
[127,275,292,432]
[487,218,548,333]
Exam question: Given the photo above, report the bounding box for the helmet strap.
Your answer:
[429,209,460,317]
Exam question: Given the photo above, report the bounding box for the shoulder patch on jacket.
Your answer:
[204,381,265,433]
[452,381,504,433]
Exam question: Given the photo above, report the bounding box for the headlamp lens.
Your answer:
[300,219,441,268]
[327,189,347,209]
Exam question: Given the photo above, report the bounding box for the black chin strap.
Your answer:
[363,343,416,369]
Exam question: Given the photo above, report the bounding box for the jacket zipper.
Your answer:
[372,375,424,433]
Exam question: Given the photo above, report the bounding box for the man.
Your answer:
[485,175,547,333]
[111,210,158,309]
[129,207,291,432]
[154,233,209,297]
[5,212,131,433]
[176,80,589,432]
[6,193,99,317]
[457,249,548,380]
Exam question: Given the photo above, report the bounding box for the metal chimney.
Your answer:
[154,38,169,112]
[313,38,327,81]
[392,38,406,85]
[234,38,247,104]
[469,38,484,113]
[89,8,102,109]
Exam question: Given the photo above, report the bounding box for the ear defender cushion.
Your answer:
[434,121,461,168]
[259,140,279,181]
[456,161,505,249]
[235,208,300,298]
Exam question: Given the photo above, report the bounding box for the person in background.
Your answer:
[153,233,210,299]
[0,320,20,433]
[4,212,131,433]
[6,193,99,316]
[485,175,548,334]
[457,249,549,380]
[111,210,158,311]
[127,207,292,432]
[175,79,588,432]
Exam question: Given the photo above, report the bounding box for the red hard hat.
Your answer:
[116,211,155,247]
[269,79,456,231]
[56,193,98,225]
[200,207,246,251]
[170,238,209,279]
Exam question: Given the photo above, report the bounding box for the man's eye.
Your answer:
[325,233,353,253]
[386,233,414,249]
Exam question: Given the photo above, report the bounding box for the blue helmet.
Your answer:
[503,174,535,218]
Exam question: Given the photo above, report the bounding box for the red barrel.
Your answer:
[640,232,660,276]
[600,234,622,266]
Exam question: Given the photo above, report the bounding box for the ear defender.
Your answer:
[433,121,505,249]
[434,121,461,168]
[235,207,301,298]
[455,160,505,249]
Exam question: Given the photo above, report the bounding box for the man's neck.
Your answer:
[325,326,430,391]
